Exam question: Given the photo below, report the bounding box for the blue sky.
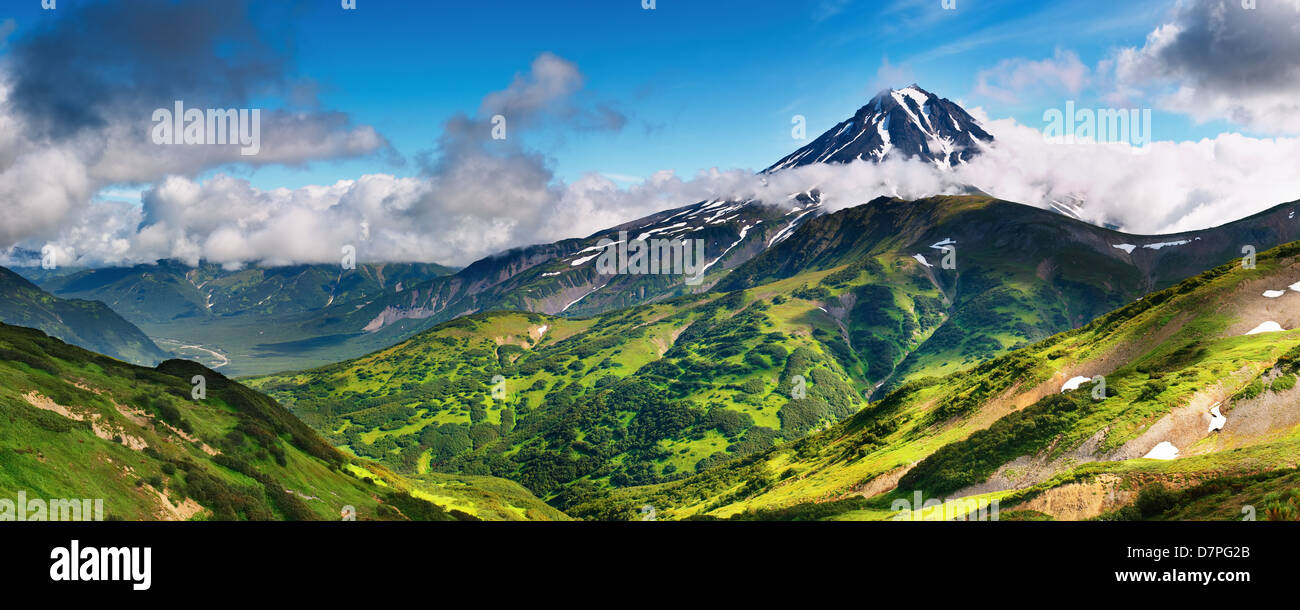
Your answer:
[1,0,1232,191]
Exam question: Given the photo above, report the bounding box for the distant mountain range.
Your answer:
[22,260,457,324]
[0,266,167,365]
[13,261,456,375]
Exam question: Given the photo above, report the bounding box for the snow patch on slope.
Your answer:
[1143,442,1180,460]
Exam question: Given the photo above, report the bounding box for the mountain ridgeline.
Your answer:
[0,267,167,366]
[27,260,457,324]
[12,87,997,377]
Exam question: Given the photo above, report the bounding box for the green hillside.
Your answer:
[249,195,1294,510]
[569,240,1300,521]
[0,266,167,366]
[0,322,562,521]
[248,289,869,501]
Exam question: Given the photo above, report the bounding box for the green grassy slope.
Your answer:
[0,322,561,521]
[568,240,1300,520]
[249,279,875,504]
[719,195,1300,393]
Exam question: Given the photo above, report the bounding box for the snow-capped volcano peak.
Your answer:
[764,84,993,172]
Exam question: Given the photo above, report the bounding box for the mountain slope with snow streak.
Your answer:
[765,85,993,172]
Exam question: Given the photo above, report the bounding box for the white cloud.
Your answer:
[35,111,1300,269]
[974,49,1091,104]
[870,57,916,94]
[0,0,391,251]
[8,5,1300,271]
[1113,0,1300,133]
[954,116,1300,234]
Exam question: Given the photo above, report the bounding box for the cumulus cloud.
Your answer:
[478,52,626,132]
[954,116,1300,234]
[7,0,1300,270]
[1114,0,1300,133]
[5,45,636,268]
[30,110,1300,269]
[0,0,389,247]
[974,49,1091,104]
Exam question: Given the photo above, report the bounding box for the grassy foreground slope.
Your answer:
[570,240,1300,520]
[0,322,562,521]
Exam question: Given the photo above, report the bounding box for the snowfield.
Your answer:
[1143,442,1180,460]
[1060,376,1092,393]
[1245,321,1284,335]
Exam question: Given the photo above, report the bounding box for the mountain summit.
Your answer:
[765,85,993,172]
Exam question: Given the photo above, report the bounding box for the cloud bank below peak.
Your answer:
[6,0,1300,270]
[21,112,1300,270]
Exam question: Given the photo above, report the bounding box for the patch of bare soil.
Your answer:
[1107,371,1245,461]
[1018,474,1132,520]
[23,391,148,451]
[1220,268,1300,337]
[1213,376,1300,452]
[651,325,687,357]
[151,486,206,521]
[161,421,220,456]
[850,465,911,500]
